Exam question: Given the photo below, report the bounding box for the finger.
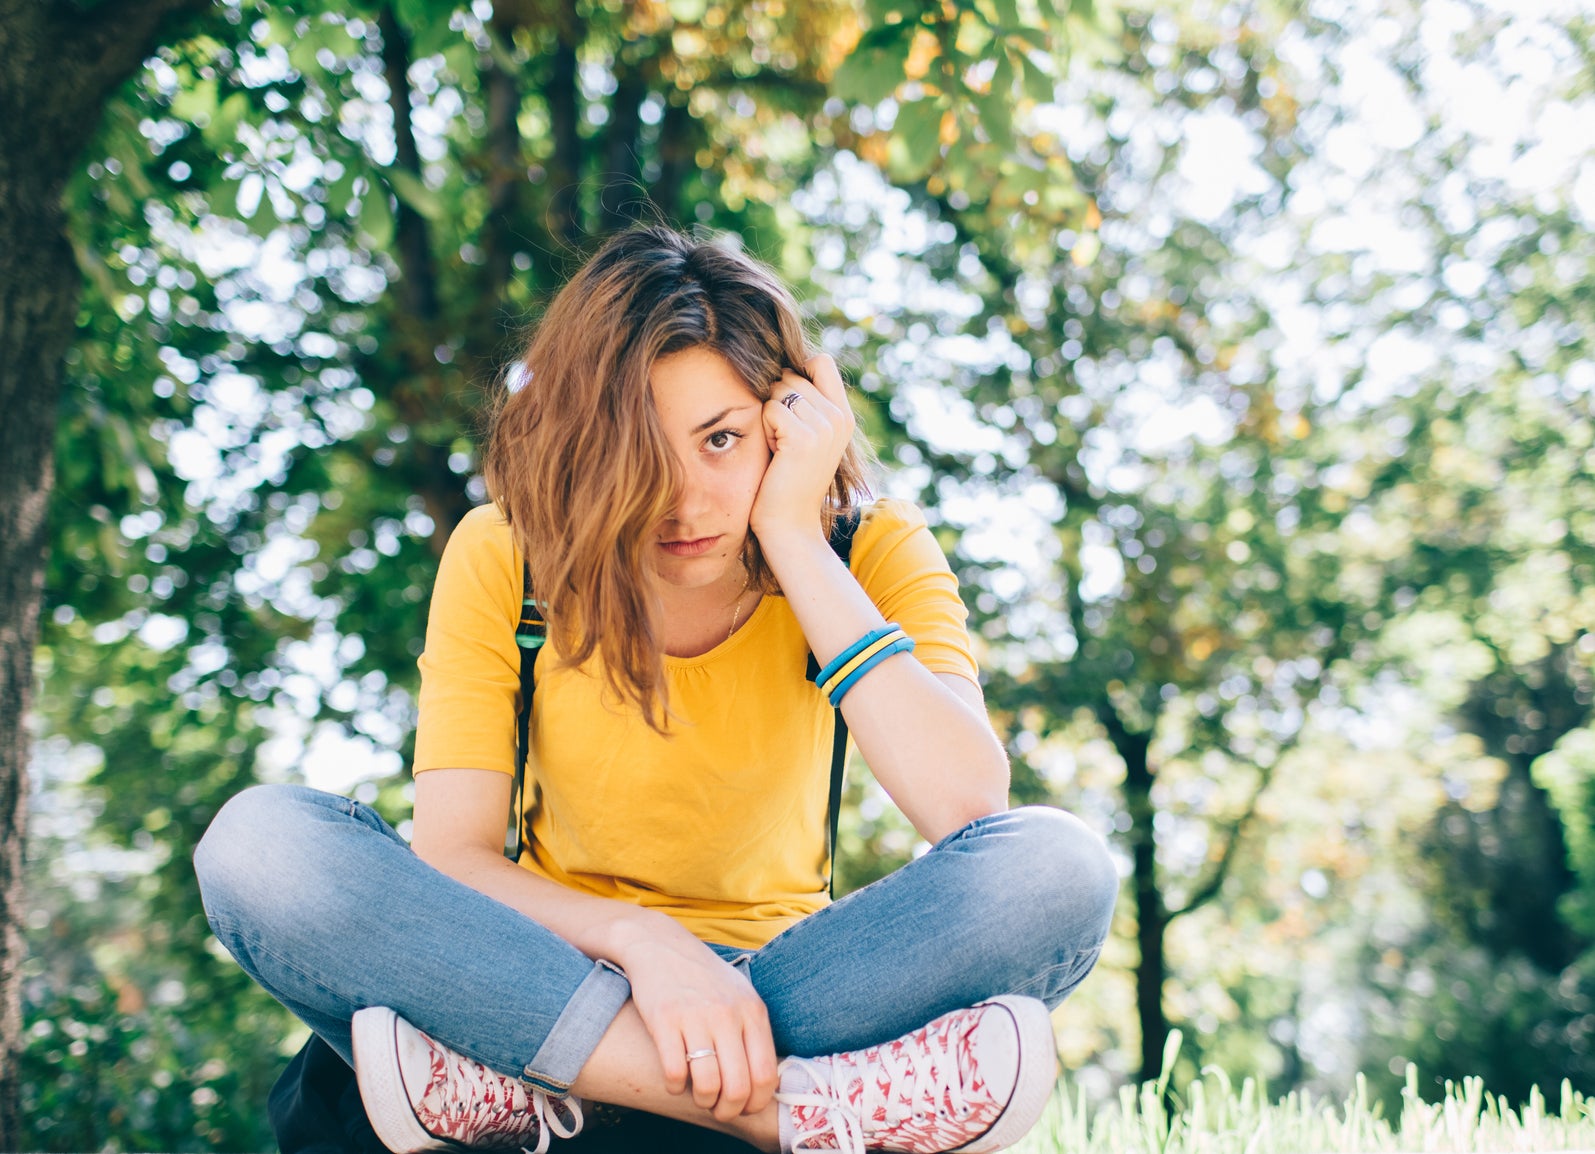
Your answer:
[686,1041,723,1112]
[769,375,822,426]
[709,1026,754,1124]
[768,373,842,438]
[801,353,848,410]
[780,365,853,446]
[652,1022,691,1096]
[742,1013,780,1116]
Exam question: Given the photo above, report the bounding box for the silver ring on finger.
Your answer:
[781,392,802,410]
[686,1048,717,1062]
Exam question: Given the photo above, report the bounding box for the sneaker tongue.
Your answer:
[967,1004,1021,1110]
[779,1057,824,1099]
[395,1021,441,1101]
[778,1059,826,1151]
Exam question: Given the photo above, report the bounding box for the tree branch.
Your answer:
[654,94,696,225]
[545,0,584,248]
[0,0,209,165]
[378,3,440,322]
[599,61,646,234]
[1169,639,1352,920]
[481,18,523,302]
[1167,756,1276,920]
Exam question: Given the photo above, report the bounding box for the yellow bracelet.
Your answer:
[819,628,907,700]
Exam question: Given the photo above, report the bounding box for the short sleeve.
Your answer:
[412,504,524,776]
[849,498,980,684]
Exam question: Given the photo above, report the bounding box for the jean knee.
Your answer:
[193,784,336,925]
[998,806,1119,949]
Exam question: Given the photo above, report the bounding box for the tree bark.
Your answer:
[1097,698,1167,1081]
[544,0,585,248]
[0,0,208,1141]
[482,18,523,302]
[379,4,441,324]
[599,62,646,234]
[654,96,696,226]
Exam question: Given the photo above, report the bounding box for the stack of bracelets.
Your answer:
[814,624,917,707]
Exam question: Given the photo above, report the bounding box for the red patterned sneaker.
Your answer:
[351,1006,583,1154]
[774,996,1056,1154]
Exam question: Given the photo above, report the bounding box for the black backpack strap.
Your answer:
[818,507,862,897]
[508,509,862,884]
[508,565,546,860]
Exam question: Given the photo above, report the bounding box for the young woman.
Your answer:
[194,226,1118,1154]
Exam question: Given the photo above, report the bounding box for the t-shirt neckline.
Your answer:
[662,593,777,670]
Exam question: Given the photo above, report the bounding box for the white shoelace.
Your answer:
[778,1028,972,1154]
[424,1045,583,1154]
[520,1092,583,1154]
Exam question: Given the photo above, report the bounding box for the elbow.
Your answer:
[931,756,1011,842]
[412,834,491,881]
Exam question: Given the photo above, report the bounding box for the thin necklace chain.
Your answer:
[727,564,751,641]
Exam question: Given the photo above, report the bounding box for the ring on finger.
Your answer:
[686,1048,717,1062]
[780,391,802,410]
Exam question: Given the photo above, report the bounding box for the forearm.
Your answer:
[762,531,1009,843]
[416,840,678,965]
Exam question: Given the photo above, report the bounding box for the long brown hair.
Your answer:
[484,226,875,730]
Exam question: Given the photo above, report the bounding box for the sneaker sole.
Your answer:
[351,1005,448,1154]
[953,996,1059,1153]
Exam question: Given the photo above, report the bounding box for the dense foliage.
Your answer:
[15,0,1595,1148]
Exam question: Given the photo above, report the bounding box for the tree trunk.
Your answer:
[379,4,441,324]
[655,95,696,226]
[545,0,585,248]
[1098,700,1168,1081]
[0,0,207,1141]
[599,63,646,234]
[0,141,72,1154]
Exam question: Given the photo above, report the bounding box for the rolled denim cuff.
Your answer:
[520,958,631,1095]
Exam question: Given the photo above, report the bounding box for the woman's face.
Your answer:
[648,346,772,592]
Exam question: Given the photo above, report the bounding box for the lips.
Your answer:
[658,535,722,557]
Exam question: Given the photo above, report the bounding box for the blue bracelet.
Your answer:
[818,628,907,700]
[828,635,916,707]
[813,625,899,688]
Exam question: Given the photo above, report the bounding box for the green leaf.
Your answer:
[990,0,1021,30]
[974,92,1014,153]
[325,165,359,217]
[890,97,944,180]
[382,167,446,221]
[169,76,217,127]
[358,189,394,248]
[1008,26,1048,51]
[202,92,248,149]
[831,26,915,106]
[992,44,1017,99]
[864,0,916,23]
[245,186,281,238]
[1020,52,1055,104]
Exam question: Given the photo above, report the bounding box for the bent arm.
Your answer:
[410,767,678,962]
[762,531,1009,845]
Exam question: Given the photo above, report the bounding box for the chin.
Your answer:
[655,554,730,583]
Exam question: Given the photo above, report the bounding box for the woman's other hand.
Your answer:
[609,916,778,1122]
[749,354,855,546]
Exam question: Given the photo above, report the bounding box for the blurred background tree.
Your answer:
[8,0,1594,1149]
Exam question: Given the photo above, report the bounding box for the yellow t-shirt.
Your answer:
[412,498,979,948]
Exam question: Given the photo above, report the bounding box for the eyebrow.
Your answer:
[690,404,759,435]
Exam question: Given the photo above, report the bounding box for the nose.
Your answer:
[668,462,711,526]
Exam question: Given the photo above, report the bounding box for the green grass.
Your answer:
[1016,1034,1595,1154]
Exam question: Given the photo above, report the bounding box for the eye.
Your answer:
[705,429,743,453]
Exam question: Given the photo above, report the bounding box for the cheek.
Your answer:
[721,452,768,512]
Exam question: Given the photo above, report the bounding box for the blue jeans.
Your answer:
[194,785,1116,1097]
